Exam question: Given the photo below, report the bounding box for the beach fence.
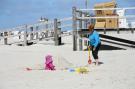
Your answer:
[0,21,54,46]
[72,7,135,51]
[0,17,72,46]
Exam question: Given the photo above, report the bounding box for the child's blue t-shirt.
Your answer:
[88,30,101,47]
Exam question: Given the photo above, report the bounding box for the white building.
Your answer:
[131,21,135,28]
[116,9,129,28]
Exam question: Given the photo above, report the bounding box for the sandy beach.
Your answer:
[0,35,135,89]
[1,0,135,88]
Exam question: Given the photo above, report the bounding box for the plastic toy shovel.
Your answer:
[88,47,92,64]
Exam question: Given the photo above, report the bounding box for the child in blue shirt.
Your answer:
[88,24,101,65]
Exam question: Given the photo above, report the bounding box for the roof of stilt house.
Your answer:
[94,1,116,8]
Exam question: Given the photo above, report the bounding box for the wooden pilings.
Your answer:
[0,17,65,46]
[79,11,83,51]
[104,28,106,34]
[54,18,59,46]
[30,27,34,40]
[4,32,8,45]
[72,7,77,51]
[117,27,120,34]
[24,25,28,46]
[54,18,62,46]
[131,28,134,33]
[36,26,39,40]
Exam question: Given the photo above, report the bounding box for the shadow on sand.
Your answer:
[84,44,125,51]
[92,61,104,66]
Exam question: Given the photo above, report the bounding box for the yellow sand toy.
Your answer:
[66,65,90,74]
[75,67,89,74]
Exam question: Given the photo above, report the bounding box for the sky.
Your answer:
[0,0,135,30]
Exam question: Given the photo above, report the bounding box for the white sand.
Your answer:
[0,35,135,89]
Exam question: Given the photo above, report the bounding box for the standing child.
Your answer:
[88,24,101,65]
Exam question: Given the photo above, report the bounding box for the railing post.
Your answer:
[79,11,83,51]
[45,19,49,38]
[0,32,1,41]
[54,18,59,46]
[72,7,77,51]
[18,31,21,39]
[104,28,106,34]
[4,31,8,45]
[36,26,39,40]
[117,28,120,34]
[84,12,88,29]
[30,27,34,40]
[131,28,134,34]
[24,25,27,46]
[45,19,48,30]
[57,21,62,45]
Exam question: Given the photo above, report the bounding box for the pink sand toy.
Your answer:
[45,54,55,70]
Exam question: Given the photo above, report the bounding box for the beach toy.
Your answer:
[65,67,89,74]
[88,46,92,64]
[75,68,80,73]
[75,67,89,74]
[68,68,75,72]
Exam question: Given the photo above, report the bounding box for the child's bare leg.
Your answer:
[95,59,99,65]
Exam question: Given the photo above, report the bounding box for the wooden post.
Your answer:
[104,28,106,34]
[18,31,21,39]
[131,28,134,33]
[4,32,8,45]
[30,27,34,40]
[45,19,48,30]
[84,13,88,29]
[24,25,27,46]
[36,26,38,39]
[79,11,83,51]
[54,18,59,46]
[45,30,48,38]
[57,21,61,45]
[72,7,77,51]
[117,28,120,34]
[0,32,1,41]
[45,19,48,38]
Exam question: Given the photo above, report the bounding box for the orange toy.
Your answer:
[88,46,92,64]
